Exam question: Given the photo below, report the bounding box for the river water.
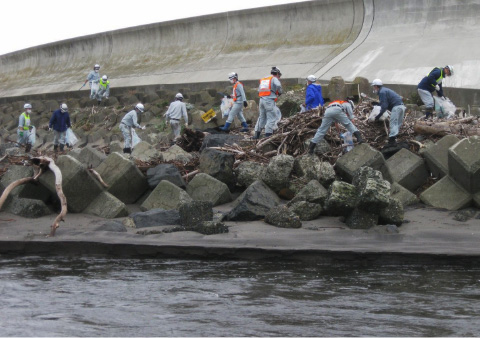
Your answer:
[0,255,479,336]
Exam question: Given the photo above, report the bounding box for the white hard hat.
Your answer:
[135,103,145,112]
[60,103,68,112]
[306,75,317,82]
[102,75,108,81]
[228,72,238,80]
[24,103,32,109]
[271,66,282,76]
[175,93,184,99]
[446,65,454,75]
[94,64,100,69]
[371,78,383,86]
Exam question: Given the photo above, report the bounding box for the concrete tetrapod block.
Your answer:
[324,181,357,216]
[473,192,480,208]
[390,182,419,207]
[83,191,129,219]
[335,143,393,183]
[38,155,105,213]
[141,180,192,211]
[357,178,391,214]
[448,136,480,194]
[387,148,429,192]
[289,179,328,206]
[420,176,472,210]
[96,152,149,204]
[261,154,295,193]
[186,173,232,206]
[0,165,51,202]
[69,145,107,168]
[293,155,335,188]
[199,148,236,190]
[423,135,460,178]
[146,163,186,189]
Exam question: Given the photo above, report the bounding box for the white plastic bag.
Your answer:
[441,98,456,119]
[65,128,78,146]
[368,106,389,122]
[27,126,36,145]
[220,97,234,118]
[433,96,444,114]
[272,106,283,130]
[299,105,307,114]
[132,129,141,148]
[341,132,354,152]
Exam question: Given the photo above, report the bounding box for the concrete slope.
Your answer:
[0,0,365,97]
[318,0,480,89]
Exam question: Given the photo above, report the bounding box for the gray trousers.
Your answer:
[312,107,358,144]
[389,105,406,138]
[418,88,434,109]
[120,123,132,148]
[96,87,107,101]
[17,129,31,145]
[255,98,276,134]
[226,103,246,124]
[170,120,181,137]
[53,130,66,146]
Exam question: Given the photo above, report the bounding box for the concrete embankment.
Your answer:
[2,0,480,100]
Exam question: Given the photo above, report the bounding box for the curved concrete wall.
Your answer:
[1,0,480,98]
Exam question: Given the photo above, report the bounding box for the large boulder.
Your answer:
[141,180,192,211]
[200,134,244,152]
[235,161,266,189]
[8,197,52,218]
[83,191,129,219]
[423,135,460,178]
[356,178,391,214]
[448,136,480,193]
[131,141,162,162]
[261,154,295,193]
[327,76,347,101]
[378,198,404,226]
[146,164,186,189]
[387,148,429,192]
[346,208,378,229]
[96,152,149,204]
[288,201,323,221]
[352,166,383,190]
[227,180,280,221]
[289,180,328,206]
[293,155,335,188]
[335,143,393,183]
[324,181,357,216]
[161,145,193,164]
[420,176,472,210]
[179,201,214,228]
[0,165,51,202]
[195,221,229,235]
[199,148,236,190]
[265,206,302,228]
[68,145,107,168]
[124,209,180,228]
[390,182,419,207]
[186,173,232,206]
[38,155,104,213]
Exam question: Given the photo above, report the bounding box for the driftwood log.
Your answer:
[413,117,479,137]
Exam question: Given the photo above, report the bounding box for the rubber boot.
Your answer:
[308,141,316,155]
[54,145,58,153]
[220,122,231,132]
[265,133,272,137]
[240,122,249,132]
[97,100,102,105]
[125,147,132,154]
[353,131,364,144]
[388,136,397,145]
[66,143,72,149]
[424,108,433,120]
[25,144,32,153]
[253,131,261,140]
[59,144,65,151]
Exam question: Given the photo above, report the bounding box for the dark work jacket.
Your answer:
[49,109,71,132]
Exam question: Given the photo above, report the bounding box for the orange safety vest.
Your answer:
[232,81,243,102]
[328,100,347,107]
[259,75,281,98]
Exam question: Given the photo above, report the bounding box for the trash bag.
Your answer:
[28,126,36,145]
[273,106,283,130]
[433,96,444,114]
[221,97,234,118]
[341,132,354,153]
[441,98,456,119]
[132,129,141,148]
[368,106,389,122]
[299,105,307,114]
[65,128,78,146]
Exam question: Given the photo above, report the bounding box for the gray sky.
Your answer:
[1,0,308,56]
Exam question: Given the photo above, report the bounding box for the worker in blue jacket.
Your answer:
[417,65,453,119]
[303,75,324,111]
[49,103,71,152]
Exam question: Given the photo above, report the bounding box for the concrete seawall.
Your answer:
[1,0,480,99]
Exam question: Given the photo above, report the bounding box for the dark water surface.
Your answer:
[0,256,479,336]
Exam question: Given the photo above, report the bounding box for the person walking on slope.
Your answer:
[49,103,71,152]
[18,103,34,153]
[253,66,283,139]
[220,72,249,132]
[308,99,364,154]
[95,75,110,104]
[371,79,406,145]
[83,64,101,100]
[417,65,454,120]
[120,103,146,154]
[303,75,324,111]
[164,93,188,141]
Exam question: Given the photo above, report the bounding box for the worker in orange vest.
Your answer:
[308,99,364,154]
[253,66,283,139]
[220,72,249,132]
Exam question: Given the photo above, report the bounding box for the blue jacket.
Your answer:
[49,109,71,132]
[418,67,445,97]
[378,87,404,115]
[305,83,324,110]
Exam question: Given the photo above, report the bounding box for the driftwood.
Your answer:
[413,117,479,136]
[88,168,109,188]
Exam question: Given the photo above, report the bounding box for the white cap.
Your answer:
[24,103,32,109]
[94,64,100,69]
[60,103,68,112]
[371,78,383,86]
[135,103,145,112]
[306,75,317,82]
[102,75,108,81]
[175,93,184,99]
[228,72,238,80]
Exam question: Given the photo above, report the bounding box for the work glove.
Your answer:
[19,131,24,137]
[141,126,146,130]
[243,101,248,108]
[48,127,52,132]
[435,85,440,91]
[374,112,382,121]
[185,123,189,128]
